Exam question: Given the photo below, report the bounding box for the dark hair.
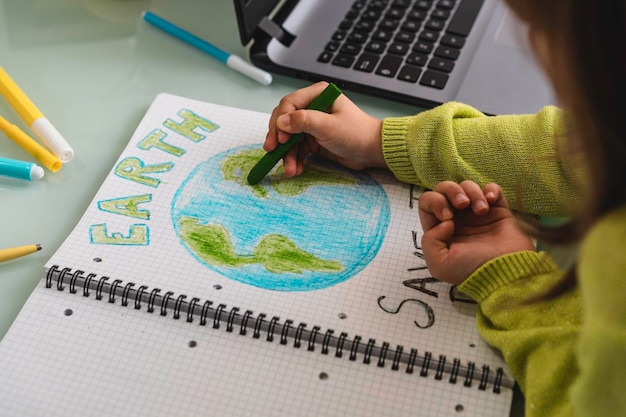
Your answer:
[505,0,626,291]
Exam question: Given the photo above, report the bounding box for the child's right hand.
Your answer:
[264,82,387,177]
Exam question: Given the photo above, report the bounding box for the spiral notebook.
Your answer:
[0,93,514,417]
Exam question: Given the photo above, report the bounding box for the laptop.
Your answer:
[233,0,555,115]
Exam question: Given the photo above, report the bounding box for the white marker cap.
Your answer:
[226,55,273,85]
[31,118,74,162]
[30,164,44,180]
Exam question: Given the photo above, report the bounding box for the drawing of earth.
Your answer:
[171,145,390,291]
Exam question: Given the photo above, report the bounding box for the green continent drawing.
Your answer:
[221,149,358,198]
[178,216,343,274]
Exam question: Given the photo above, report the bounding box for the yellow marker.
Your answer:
[0,115,62,172]
[0,244,42,263]
[0,66,74,162]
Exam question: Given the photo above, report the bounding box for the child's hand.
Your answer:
[418,181,535,285]
[264,81,386,177]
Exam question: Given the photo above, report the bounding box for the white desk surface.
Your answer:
[0,1,523,415]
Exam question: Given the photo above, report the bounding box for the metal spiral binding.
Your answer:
[213,304,226,329]
[294,323,306,348]
[336,332,348,358]
[109,280,122,304]
[267,316,280,342]
[95,276,109,300]
[134,285,148,310]
[226,307,239,332]
[321,329,333,354]
[280,319,293,345]
[240,310,252,335]
[121,282,135,307]
[44,265,510,394]
[307,326,320,352]
[392,345,403,370]
[187,298,200,323]
[160,292,173,316]
[69,269,83,294]
[173,294,186,319]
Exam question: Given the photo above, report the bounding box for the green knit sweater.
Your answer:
[381,102,626,417]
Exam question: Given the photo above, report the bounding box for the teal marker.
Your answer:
[0,157,44,181]
[247,82,343,185]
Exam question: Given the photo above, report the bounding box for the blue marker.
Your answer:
[0,157,44,181]
[142,11,273,85]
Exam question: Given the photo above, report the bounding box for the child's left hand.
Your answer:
[418,181,536,285]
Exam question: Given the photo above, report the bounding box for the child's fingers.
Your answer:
[418,191,455,232]
[458,180,490,214]
[432,181,470,209]
[483,183,510,209]
[265,82,330,151]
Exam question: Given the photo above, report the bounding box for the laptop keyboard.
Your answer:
[317,0,484,90]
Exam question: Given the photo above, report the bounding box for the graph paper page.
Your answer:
[0,93,513,416]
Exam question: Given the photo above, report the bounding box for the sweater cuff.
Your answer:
[458,251,561,302]
[381,117,421,184]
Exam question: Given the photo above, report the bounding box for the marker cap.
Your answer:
[226,55,273,86]
[31,118,74,162]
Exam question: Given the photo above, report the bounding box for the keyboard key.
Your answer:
[419,30,440,42]
[355,20,376,32]
[362,10,382,20]
[332,30,347,41]
[397,65,422,82]
[425,19,445,31]
[392,0,412,8]
[325,41,340,52]
[339,19,354,30]
[317,51,334,63]
[354,53,381,72]
[348,31,368,43]
[414,0,433,10]
[365,41,387,54]
[406,52,428,66]
[386,9,405,19]
[332,54,356,68]
[420,70,449,89]
[446,0,484,37]
[406,10,427,21]
[428,57,455,72]
[372,30,393,41]
[413,41,434,54]
[388,42,410,55]
[346,9,360,20]
[395,31,416,43]
[401,20,421,32]
[440,34,465,48]
[379,19,400,30]
[431,9,451,20]
[434,45,460,60]
[340,43,362,55]
[376,54,403,77]
[436,0,456,10]
[369,0,388,10]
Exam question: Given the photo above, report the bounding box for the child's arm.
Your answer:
[383,102,578,217]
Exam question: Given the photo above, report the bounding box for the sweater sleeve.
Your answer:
[458,252,580,417]
[569,207,626,417]
[381,102,580,216]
